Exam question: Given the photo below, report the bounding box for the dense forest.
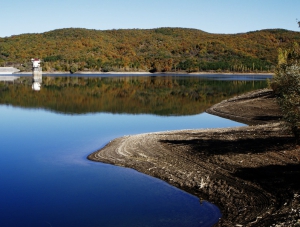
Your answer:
[0,28,300,73]
[0,76,267,115]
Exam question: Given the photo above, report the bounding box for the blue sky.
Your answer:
[1,0,299,37]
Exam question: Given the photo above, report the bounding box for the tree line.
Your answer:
[0,27,300,73]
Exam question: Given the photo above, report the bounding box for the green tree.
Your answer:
[70,64,78,74]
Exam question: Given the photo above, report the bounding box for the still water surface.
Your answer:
[0,74,271,227]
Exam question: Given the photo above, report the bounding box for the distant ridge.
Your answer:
[1,27,299,73]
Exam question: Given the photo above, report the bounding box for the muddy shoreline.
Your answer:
[88,89,300,226]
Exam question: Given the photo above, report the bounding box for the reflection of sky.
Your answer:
[1,105,244,167]
[0,104,225,226]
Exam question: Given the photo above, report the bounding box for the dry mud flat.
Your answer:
[88,89,300,227]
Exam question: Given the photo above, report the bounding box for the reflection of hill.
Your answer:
[0,76,268,115]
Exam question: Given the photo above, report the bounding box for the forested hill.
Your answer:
[1,27,300,73]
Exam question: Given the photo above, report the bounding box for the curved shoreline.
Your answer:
[206,89,282,125]
[88,89,300,226]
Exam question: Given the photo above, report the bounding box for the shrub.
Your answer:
[271,43,300,141]
[70,64,78,74]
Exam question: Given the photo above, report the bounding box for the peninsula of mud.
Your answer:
[88,89,300,226]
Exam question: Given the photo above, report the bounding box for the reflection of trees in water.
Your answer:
[0,76,268,115]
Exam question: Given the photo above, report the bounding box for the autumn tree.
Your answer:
[1,28,300,73]
[271,43,300,141]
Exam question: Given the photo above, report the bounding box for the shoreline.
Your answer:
[13,71,274,76]
[88,89,300,226]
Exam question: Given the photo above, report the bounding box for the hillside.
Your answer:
[0,28,300,73]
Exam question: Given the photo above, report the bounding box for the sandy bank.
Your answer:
[88,89,300,226]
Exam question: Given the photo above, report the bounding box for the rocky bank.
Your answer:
[88,89,300,226]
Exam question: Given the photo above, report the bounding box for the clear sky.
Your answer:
[1,0,299,37]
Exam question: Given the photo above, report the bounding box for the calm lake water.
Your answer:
[0,73,271,227]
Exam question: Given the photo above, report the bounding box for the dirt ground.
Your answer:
[88,89,300,227]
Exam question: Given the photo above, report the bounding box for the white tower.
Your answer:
[31,58,42,91]
[31,58,41,70]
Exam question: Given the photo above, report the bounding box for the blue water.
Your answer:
[0,104,246,227]
[0,73,272,227]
